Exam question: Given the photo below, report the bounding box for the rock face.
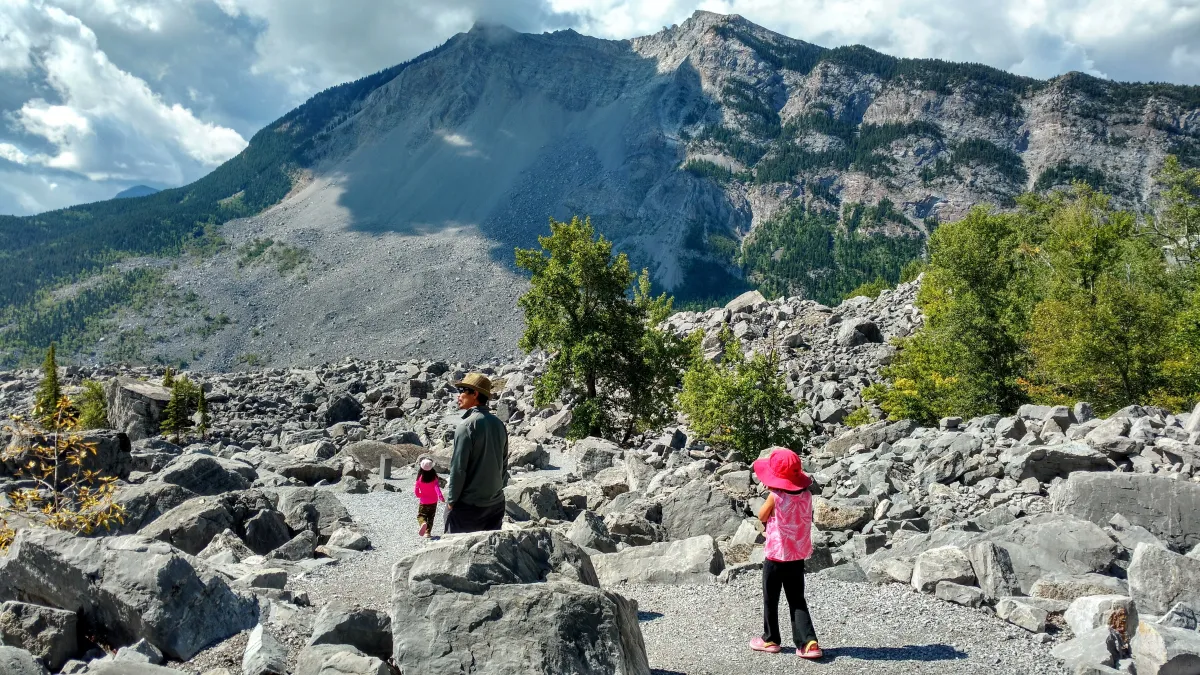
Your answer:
[591,536,725,586]
[0,601,78,671]
[0,646,50,675]
[1052,473,1200,550]
[1128,544,1200,615]
[0,529,258,661]
[105,377,172,441]
[389,529,650,675]
[659,480,745,541]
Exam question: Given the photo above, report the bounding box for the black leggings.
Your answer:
[762,558,818,647]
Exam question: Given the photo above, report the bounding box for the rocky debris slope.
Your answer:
[1,282,1199,673]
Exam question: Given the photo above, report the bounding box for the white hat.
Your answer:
[419,458,434,471]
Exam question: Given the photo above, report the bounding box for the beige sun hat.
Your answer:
[453,372,493,398]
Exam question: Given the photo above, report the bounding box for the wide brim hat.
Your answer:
[453,372,493,398]
[752,447,813,492]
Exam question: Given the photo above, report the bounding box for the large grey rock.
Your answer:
[296,644,394,675]
[812,497,871,531]
[389,528,649,675]
[526,409,572,442]
[572,437,621,480]
[1,430,132,482]
[242,624,287,675]
[567,510,619,553]
[116,638,164,664]
[504,481,566,521]
[308,601,391,660]
[1051,628,1122,671]
[591,536,724,586]
[105,377,171,441]
[1066,595,1138,641]
[1084,417,1142,457]
[0,529,258,661]
[981,514,1119,594]
[243,510,293,555]
[1052,473,1200,550]
[1132,621,1200,675]
[836,318,883,346]
[1030,573,1127,602]
[507,439,550,470]
[935,581,984,608]
[967,541,1020,600]
[0,601,78,671]
[276,487,353,540]
[659,480,744,541]
[269,531,316,561]
[343,441,423,469]
[996,597,1048,633]
[327,528,370,552]
[158,454,253,495]
[0,646,50,675]
[319,394,363,427]
[1128,544,1200,615]
[1159,602,1199,630]
[725,290,766,313]
[290,440,337,462]
[604,512,666,547]
[911,546,975,593]
[820,420,917,459]
[1000,442,1114,482]
[139,496,236,555]
[112,481,197,533]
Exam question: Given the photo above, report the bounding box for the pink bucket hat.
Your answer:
[419,458,434,471]
[752,447,812,492]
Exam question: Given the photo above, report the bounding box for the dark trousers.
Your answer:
[762,558,818,647]
[417,503,437,531]
[444,501,505,534]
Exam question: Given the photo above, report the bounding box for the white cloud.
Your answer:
[2,0,1198,216]
[0,0,246,189]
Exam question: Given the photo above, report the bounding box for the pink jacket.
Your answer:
[763,489,814,562]
[414,478,444,505]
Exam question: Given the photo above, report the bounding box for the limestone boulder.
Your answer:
[1128,544,1200,615]
[389,528,649,675]
[157,454,254,495]
[591,536,724,586]
[0,601,78,671]
[104,377,171,441]
[0,529,258,661]
[1052,472,1200,550]
[572,437,621,480]
[659,480,744,541]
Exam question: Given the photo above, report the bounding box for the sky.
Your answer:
[1,0,1198,216]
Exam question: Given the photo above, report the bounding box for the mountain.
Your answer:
[114,185,161,199]
[1,11,1198,369]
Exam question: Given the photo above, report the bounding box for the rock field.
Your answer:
[1,279,1199,674]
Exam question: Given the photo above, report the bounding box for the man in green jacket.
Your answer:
[445,372,509,534]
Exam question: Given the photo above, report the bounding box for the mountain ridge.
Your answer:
[1,10,1198,369]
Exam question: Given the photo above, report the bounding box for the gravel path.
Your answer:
[296,450,1066,674]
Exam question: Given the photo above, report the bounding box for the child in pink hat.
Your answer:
[749,446,823,659]
[413,457,445,538]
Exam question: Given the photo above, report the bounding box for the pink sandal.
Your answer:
[749,637,782,653]
[418,522,428,537]
[798,641,824,659]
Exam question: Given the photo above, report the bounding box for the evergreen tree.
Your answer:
[161,367,175,388]
[678,326,806,462]
[161,377,198,441]
[34,343,63,429]
[78,380,109,430]
[516,216,689,442]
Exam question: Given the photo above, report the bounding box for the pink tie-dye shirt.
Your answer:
[763,488,814,562]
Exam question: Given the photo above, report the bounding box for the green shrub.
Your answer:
[678,327,806,462]
[842,407,873,427]
[77,380,109,430]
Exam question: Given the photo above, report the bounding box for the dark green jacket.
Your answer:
[446,405,509,507]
